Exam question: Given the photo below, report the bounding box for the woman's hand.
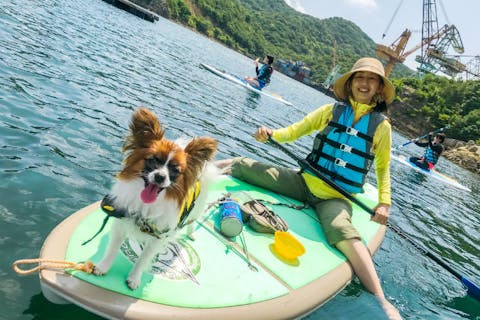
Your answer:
[371,203,390,225]
[254,126,273,142]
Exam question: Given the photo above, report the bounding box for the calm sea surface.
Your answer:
[1,1,479,319]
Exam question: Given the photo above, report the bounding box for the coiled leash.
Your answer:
[13,258,94,275]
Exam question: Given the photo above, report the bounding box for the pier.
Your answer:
[102,0,160,22]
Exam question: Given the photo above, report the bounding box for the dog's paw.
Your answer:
[126,276,141,290]
[92,265,107,276]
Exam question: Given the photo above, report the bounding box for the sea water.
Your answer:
[0,1,479,319]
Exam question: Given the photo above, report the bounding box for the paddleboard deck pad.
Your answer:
[391,153,471,192]
[39,175,385,320]
[200,63,293,106]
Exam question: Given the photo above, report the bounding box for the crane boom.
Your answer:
[376,24,465,77]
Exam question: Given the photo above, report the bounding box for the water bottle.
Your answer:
[219,198,243,237]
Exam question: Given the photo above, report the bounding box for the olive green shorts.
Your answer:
[230,157,360,245]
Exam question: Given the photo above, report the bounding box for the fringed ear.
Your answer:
[185,137,218,169]
[122,108,164,152]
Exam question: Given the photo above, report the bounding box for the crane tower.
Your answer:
[376,0,466,77]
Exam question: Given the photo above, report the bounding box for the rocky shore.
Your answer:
[442,139,480,175]
[387,99,479,175]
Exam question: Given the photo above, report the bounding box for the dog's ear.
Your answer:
[123,108,164,151]
[185,137,217,167]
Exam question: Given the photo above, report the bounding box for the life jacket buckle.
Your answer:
[346,127,358,136]
[340,143,352,153]
[334,158,347,167]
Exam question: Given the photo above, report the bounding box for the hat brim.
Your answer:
[333,70,395,104]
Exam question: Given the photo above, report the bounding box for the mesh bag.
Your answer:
[240,200,288,234]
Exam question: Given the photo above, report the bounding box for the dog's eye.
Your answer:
[144,157,165,170]
[169,164,181,174]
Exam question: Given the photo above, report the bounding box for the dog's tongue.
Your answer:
[141,184,160,204]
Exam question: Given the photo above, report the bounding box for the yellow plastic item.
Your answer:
[273,231,306,260]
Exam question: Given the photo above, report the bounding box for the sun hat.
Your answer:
[333,57,395,104]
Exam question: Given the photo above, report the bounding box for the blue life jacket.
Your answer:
[305,102,386,194]
[423,145,440,165]
[257,64,273,84]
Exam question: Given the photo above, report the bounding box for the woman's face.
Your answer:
[350,71,383,104]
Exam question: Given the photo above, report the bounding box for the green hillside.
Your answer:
[137,0,413,81]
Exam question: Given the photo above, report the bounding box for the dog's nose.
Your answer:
[154,173,165,184]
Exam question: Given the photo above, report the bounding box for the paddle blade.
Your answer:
[462,276,480,301]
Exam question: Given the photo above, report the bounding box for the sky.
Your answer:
[284,0,479,76]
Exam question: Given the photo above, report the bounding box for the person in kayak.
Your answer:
[409,132,445,170]
[217,57,402,320]
[245,55,274,90]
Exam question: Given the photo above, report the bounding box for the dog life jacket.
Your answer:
[81,181,201,245]
[305,102,386,194]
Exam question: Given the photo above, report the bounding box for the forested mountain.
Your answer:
[133,0,478,142]
[140,0,413,81]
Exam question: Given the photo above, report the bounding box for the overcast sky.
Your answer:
[284,0,478,74]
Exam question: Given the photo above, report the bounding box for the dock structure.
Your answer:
[102,0,160,22]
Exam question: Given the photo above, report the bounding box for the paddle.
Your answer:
[266,137,480,301]
[394,125,450,150]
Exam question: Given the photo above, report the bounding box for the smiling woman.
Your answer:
[214,57,403,319]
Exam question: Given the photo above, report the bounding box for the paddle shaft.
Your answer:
[397,125,450,149]
[267,137,480,300]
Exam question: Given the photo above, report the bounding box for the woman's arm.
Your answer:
[272,104,335,143]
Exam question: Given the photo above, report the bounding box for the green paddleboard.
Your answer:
[39,175,385,320]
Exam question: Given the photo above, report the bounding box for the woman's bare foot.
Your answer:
[376,296,402,320]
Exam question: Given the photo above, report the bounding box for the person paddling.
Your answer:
[245,55,274,90]
[216,57,402,319]
[409,132,445,170]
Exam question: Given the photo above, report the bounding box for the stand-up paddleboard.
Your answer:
[391,153,471,192]
[200,63,293,106]
[39,175,385,320]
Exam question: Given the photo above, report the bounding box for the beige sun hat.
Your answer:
[333,57,395,104]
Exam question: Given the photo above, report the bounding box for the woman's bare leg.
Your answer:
[336,239,402,320]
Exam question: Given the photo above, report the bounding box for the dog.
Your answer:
[92,107,218,290]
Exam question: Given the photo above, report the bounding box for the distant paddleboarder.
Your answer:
[409,132,445,170]
[245,55,274,90]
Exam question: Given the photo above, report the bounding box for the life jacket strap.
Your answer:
[328,121,374,142]
[302,161,364,188]
[316,152,370,174]
[323,137,374,160]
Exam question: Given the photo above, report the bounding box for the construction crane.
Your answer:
[376,29,412,77]
[376,24,463,77]
[376,0,467,77]
[323,40,340,88]
[445,55,480,79]
[415,0,465,76]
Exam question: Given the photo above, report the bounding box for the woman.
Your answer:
[409,132,445,170]
[217,57,402,319]
[244,55,274,90]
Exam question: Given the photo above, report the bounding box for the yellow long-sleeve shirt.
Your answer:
[271,99,392,205]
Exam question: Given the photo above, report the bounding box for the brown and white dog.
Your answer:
[92,107,218,289]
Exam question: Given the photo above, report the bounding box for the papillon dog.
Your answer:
[92,107,218,290]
